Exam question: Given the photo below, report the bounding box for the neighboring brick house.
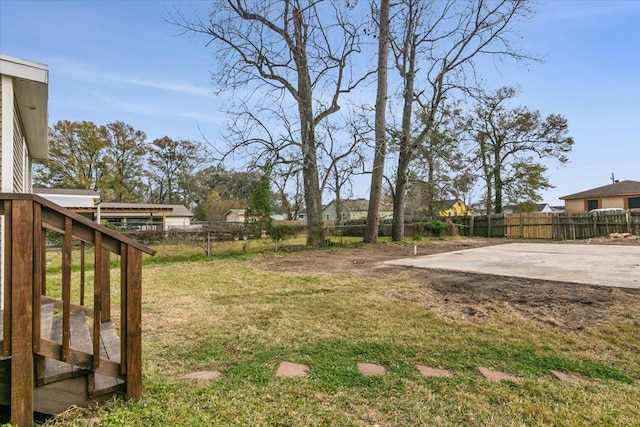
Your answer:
[560,180,640,213]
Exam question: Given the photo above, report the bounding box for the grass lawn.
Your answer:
[42,241,639,426]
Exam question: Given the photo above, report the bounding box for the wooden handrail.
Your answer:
[0,193,154,425]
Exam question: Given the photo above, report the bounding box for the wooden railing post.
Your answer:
[101,247,111,322]
[10,199,35,427]
[124,245,143,400]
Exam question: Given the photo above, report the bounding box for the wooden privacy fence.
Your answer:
[448,210,640,240]
[506,212,553,239]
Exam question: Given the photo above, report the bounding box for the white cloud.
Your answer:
[88,90,219,122]
[45,55,213,98]
[99,73,213,97]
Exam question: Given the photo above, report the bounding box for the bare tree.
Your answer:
[318,117,367,224]
[174,1,371,246]
[364,0,391,243]
[387,0,535,241]
[463,86,573,214]
[272,163,305,220]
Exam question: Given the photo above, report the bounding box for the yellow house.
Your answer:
[438,199,471,217]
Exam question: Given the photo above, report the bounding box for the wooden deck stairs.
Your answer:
[0,194,155,426]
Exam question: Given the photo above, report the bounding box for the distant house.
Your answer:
[100,203,192,230]
[436,199,471,217]
[322,199,393,222]
[503,202,554,214]
[34,188,191,229]
[225,209,245,223]
[1,55,48,193]
[35,187,100,208]
[560,180,640,213]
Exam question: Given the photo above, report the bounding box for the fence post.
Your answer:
[627,211,631,234]
[470,215,475,236]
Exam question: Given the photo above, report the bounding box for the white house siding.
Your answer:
[12,96,27,192]
[165,217,192,229]
[0,76,4,190]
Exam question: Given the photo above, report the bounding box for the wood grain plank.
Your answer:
[10,199,35,426]
[62,217,72,362]
[125,245,143,400]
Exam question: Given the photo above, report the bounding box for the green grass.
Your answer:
[41,245,640,426]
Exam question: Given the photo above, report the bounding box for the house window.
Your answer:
[629,197,640,209]
[587,199,599,211]
[326,214,330,220]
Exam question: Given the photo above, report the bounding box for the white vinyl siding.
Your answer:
[0,79,3,190]
[12,96,27,192]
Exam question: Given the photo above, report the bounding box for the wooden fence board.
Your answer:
[446,210,637,240]
[507,213,553,239]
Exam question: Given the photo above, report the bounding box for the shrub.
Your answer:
[416,220,447,237]
[267,224,298,241]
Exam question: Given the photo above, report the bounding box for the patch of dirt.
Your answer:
[254,238,640,331]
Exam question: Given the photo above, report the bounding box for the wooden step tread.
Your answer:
[41,312,95,384]
[90,372,124,398]
[99,322,121,364]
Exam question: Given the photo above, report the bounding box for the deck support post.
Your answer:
[124,245,143,400]
[10,199,34,426]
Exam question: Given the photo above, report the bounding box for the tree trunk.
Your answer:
[426,148,436,218]
[493,150,503,214]
[364,0,390,244]
[391,41,417,241]
[294,8,324,246]
[392,147,411,241]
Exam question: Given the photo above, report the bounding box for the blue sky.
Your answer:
[1,0,639,205]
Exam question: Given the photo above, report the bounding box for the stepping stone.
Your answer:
[275,361,309,377]
[358,363,386,376]
[416,365,453,377]
[478,367,516,382]
[183,370,223,381]
[550,369,580,383]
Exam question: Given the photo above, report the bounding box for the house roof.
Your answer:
[34,187,99,197]
[100,203,192,217]
[224,209,245,216]
[0,55,49,160]
[560,180,640,200]
[436,199,463,209]
[328,198,393,212]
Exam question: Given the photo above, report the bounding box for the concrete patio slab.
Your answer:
[275,361,310,377]
[384,243,640,289]
[358,363,386,376]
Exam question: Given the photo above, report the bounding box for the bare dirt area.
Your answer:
[255,238,640,331]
